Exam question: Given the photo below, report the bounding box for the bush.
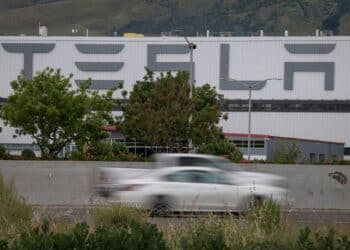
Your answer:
[81,142,143,161]
[111,143,128,155]
[0,146,9,160]
[179,219,228,250]
[11,218,166,250]
[90,221,166,250]
[273,140,301,163]
[297,227,350,250]
[12,220,78,250]
[0,171,32,237]
[21,149,36,160]
[0,240,8,250]
[197,139,243,162]
[248,199,281,235]
[68,151,84,161]
[91,203,149,228]
[227,149,243,163]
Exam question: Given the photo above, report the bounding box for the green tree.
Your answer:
[0,68,119,159]
[273,140,301,163]
[120,69,225,152]
[191,83,225,145]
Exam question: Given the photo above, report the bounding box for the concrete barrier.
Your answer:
[0,161,349,209]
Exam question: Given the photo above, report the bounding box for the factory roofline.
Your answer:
[224,132,345,145]
[104,126,344,145]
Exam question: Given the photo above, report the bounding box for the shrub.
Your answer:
[0,171,32,237]
[248,199,281,235]
[297,227,350,250]
[91,203,149,228]
[273,140,301,163]
[12,218,166,250]
[179,218,228,250]
[197,139,243,162]
[11,220,91,250]
[0,146,9,160]
[111,143,128,155]
[0,240,8,250]
[87,142,111,160]
[81,142,143,161]
[90,221,166,250]
[21,149,36,160]
[227,149,243,163]
[68,151,84,161]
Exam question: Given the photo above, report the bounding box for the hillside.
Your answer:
[0,0,349,36]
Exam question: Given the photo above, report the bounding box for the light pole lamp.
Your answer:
[184,36,197,151]
[229,78,282,161]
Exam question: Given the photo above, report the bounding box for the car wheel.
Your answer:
[150,196,172,217]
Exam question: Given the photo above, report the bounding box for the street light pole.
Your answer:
[184,36,197,151]
[243,81,261,161]
[247,85,252,161]
[228,78,282,160]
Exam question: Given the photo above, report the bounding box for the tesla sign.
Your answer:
[1,42,336,91]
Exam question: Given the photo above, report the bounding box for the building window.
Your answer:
[319,154,325,163]
[332,155,337,162]
[344,148,350,155]
[229,140,264,149]
[253,140,265,148]
[310,153,316,163]
[222,100,350,113]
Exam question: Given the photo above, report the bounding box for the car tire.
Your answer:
[150,196,172,217]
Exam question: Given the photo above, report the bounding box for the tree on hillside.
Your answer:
[120,69,225,152]
[0,68,120,159]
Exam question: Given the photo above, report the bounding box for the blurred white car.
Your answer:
[105,166,288,216]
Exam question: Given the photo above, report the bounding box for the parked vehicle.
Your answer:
[102,166,288,215]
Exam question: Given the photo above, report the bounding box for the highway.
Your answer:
[1,160,350,224]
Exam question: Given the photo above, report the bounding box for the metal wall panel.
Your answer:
[220,112,350,145]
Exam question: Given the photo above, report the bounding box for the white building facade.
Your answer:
[0,36,349,154]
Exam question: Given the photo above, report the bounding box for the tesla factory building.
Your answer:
[0,35,348,160]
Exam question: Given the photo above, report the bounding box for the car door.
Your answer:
[214,172,258,211]
[214,172,242,211]
[187,170,219,211]
[162,170,218,212]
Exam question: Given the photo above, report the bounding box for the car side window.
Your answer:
[165,170,217,184]
[178,157,215,167]
[165,171,193,183]
[191,171,216,184]
[215,173,231,185]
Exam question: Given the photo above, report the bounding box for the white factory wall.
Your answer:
[0,36,349,146]
[0,36,349,99]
